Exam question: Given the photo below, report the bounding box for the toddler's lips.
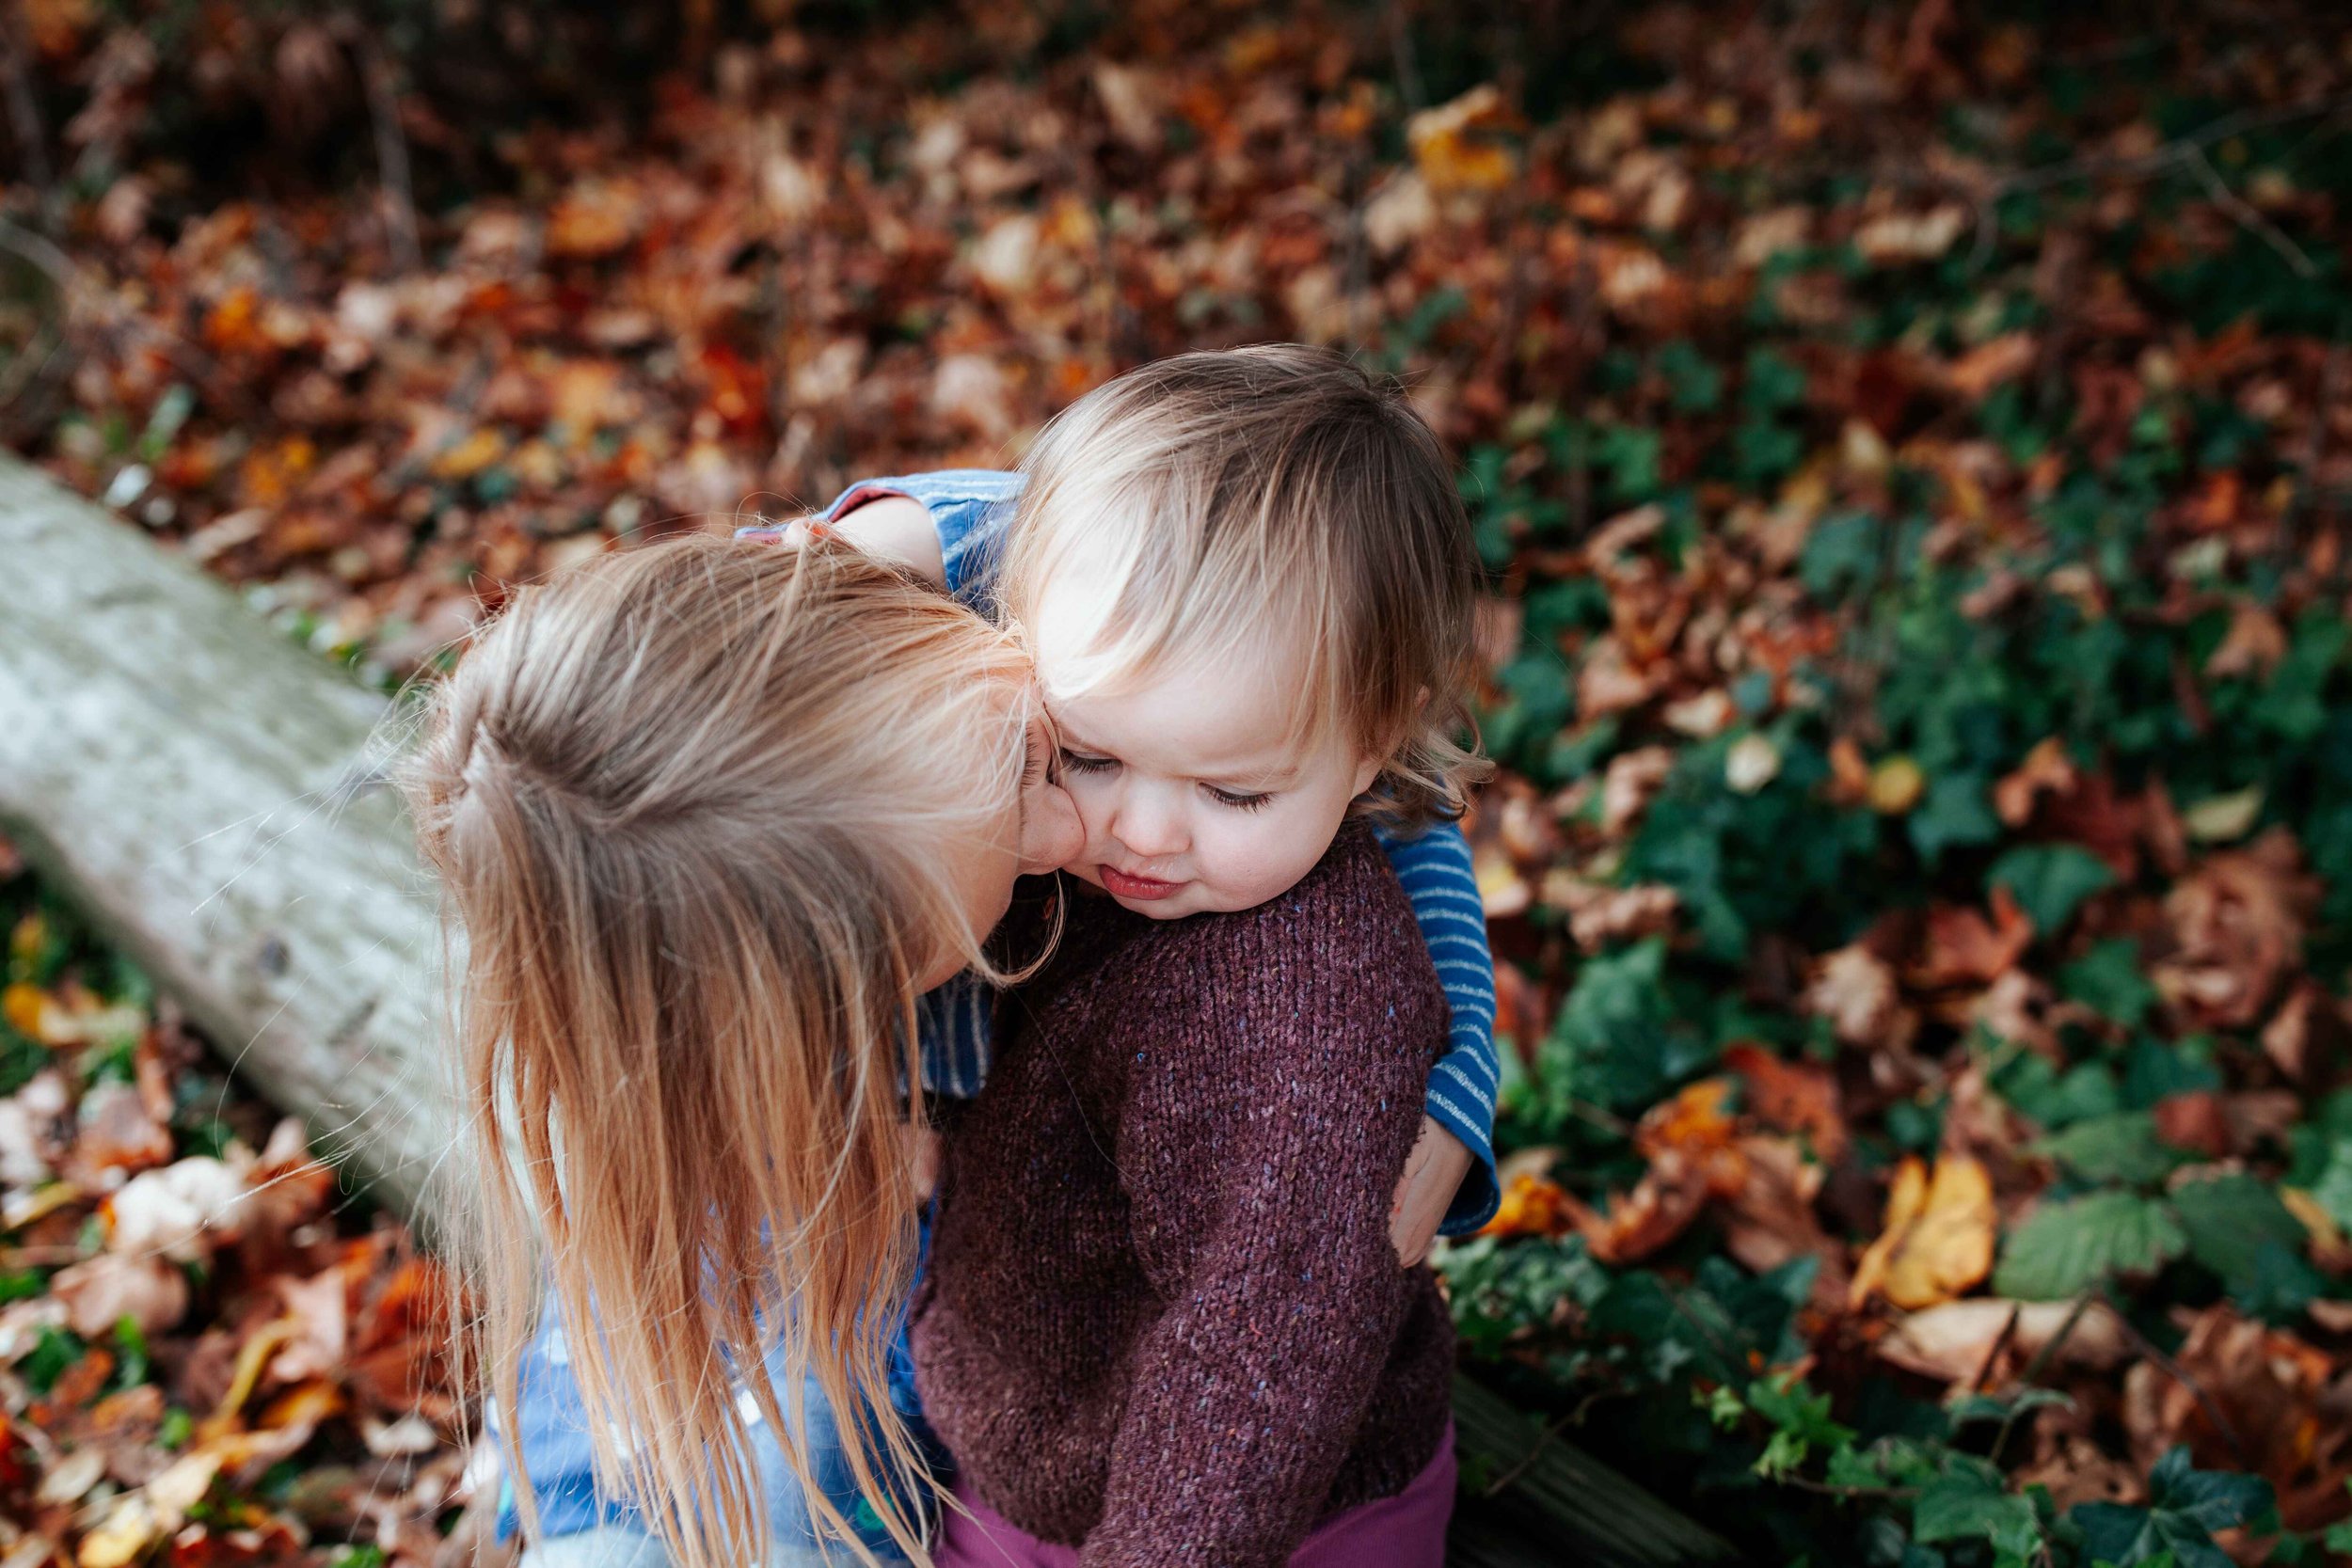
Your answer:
[1100,866,1183,901]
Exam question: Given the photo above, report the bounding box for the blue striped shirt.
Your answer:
[803,470,1501,1233]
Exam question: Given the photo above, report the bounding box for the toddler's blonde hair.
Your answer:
[998,343,1488,829]
[405,535,1036,1568]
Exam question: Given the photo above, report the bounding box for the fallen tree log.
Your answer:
[0,453,1743,1566]
[0,453,448,1217]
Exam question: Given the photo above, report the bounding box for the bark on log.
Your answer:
[0,453,449,1218]
[0,454,1741,1565]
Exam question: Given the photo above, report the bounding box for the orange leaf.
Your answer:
[1407,85,1519,193]
[1478,1172,1576,1241]
[1634,1077,1739,1161]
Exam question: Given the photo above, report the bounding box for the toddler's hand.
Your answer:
[1390,1116,1470,1267]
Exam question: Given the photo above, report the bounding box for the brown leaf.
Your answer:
[1600,746,1676,834]
[2123,1306,2349,1529]
[2205,603,2289,680]
[1907,885,2034,990]
[1577,635,1664,720]
[1804,943,1909,1049]
[71,1083,174,1178]
[52,1254,189,1339]
[1724,1042,1848,1164]
[1877,1298,2129,1383]
[1994,736,2076,827]
[1720,1134,1848,1307]
[2152,828,2320,1029]
[2263,981,2344,1084]
[1946,332,2038,401]
[1545,876,1679,952]
[2152,1092,2232,1158]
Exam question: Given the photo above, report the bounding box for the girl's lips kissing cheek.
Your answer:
[1099,865,1183,901]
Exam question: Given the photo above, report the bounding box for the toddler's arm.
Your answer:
[1376,820,1502,1238]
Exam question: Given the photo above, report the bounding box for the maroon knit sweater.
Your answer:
[911,827,1456,1567]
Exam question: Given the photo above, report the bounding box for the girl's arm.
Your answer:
[1376,819,1502,1242]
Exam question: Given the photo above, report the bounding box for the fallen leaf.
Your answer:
[1804,943,1906,1047]
[1906,885,2034,990]
[1877,1297,2130,1383]
[1600,747,1676,834]
[1407,85,1518,193]
[1724,1043,1848,1163]
[2151,828,2319,1028]
[1850,1153,1996,1309]
[1994,736,2076,827]
[104,1157,249,1262]
[1725,733,1782,794]
[52,1253,190,1338]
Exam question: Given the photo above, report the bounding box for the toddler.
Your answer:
[907,346,1489,1565]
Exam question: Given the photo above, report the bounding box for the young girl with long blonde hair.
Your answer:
[405,536,1079,1568]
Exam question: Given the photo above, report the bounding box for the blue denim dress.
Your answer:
[496,1215,939,1560]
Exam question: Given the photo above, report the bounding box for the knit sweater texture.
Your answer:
[911,828,1456,1568]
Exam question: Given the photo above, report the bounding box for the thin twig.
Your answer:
[1774,1473,1921,1502]
[1386,0,1424,118]
[1992,91,2352,198]
[1969,1302,2023,1393]
[1480,1386,1609,1497]
[340,14,422,274]
[1988,1288,2095,1467]
[1965,90,2352,273]
[0,209,74,288]
[0,0,54,230]
[2183,143,2315,277]
[2101,1285,2254,1470]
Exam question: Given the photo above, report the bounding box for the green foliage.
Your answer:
[1993,1191,2187,1300]
[2070,1448,2275,1568]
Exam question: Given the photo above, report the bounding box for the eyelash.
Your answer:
[1061,751,1274,813]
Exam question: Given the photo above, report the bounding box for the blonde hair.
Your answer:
[405,535,1036,1568]
[998,343,1490,830]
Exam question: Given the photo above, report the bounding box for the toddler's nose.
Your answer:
[1108,784,1187,861]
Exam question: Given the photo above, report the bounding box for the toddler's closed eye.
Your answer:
[1059,750,1119,775]
[1204,785,1273,812]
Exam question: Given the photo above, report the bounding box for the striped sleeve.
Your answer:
[915,972,995,1101]
[1375,818,1502,1234]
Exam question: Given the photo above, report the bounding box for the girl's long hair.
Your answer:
[404,535,1034,1568]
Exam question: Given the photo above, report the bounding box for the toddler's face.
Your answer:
[1039,642,1379,921]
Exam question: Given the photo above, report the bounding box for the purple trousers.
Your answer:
[934,1422,1456,1568]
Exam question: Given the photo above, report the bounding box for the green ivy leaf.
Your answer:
[1988,844,2117,936]
[2058,939,2158,1029]
[2030,1113,2188,1187]
[2170,1172,2307,1294]
[1909,772,2004,865]
[2069,1446,2272,1568]
[1915,1460,2042,1557]
[1993,1190,2186,1300]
